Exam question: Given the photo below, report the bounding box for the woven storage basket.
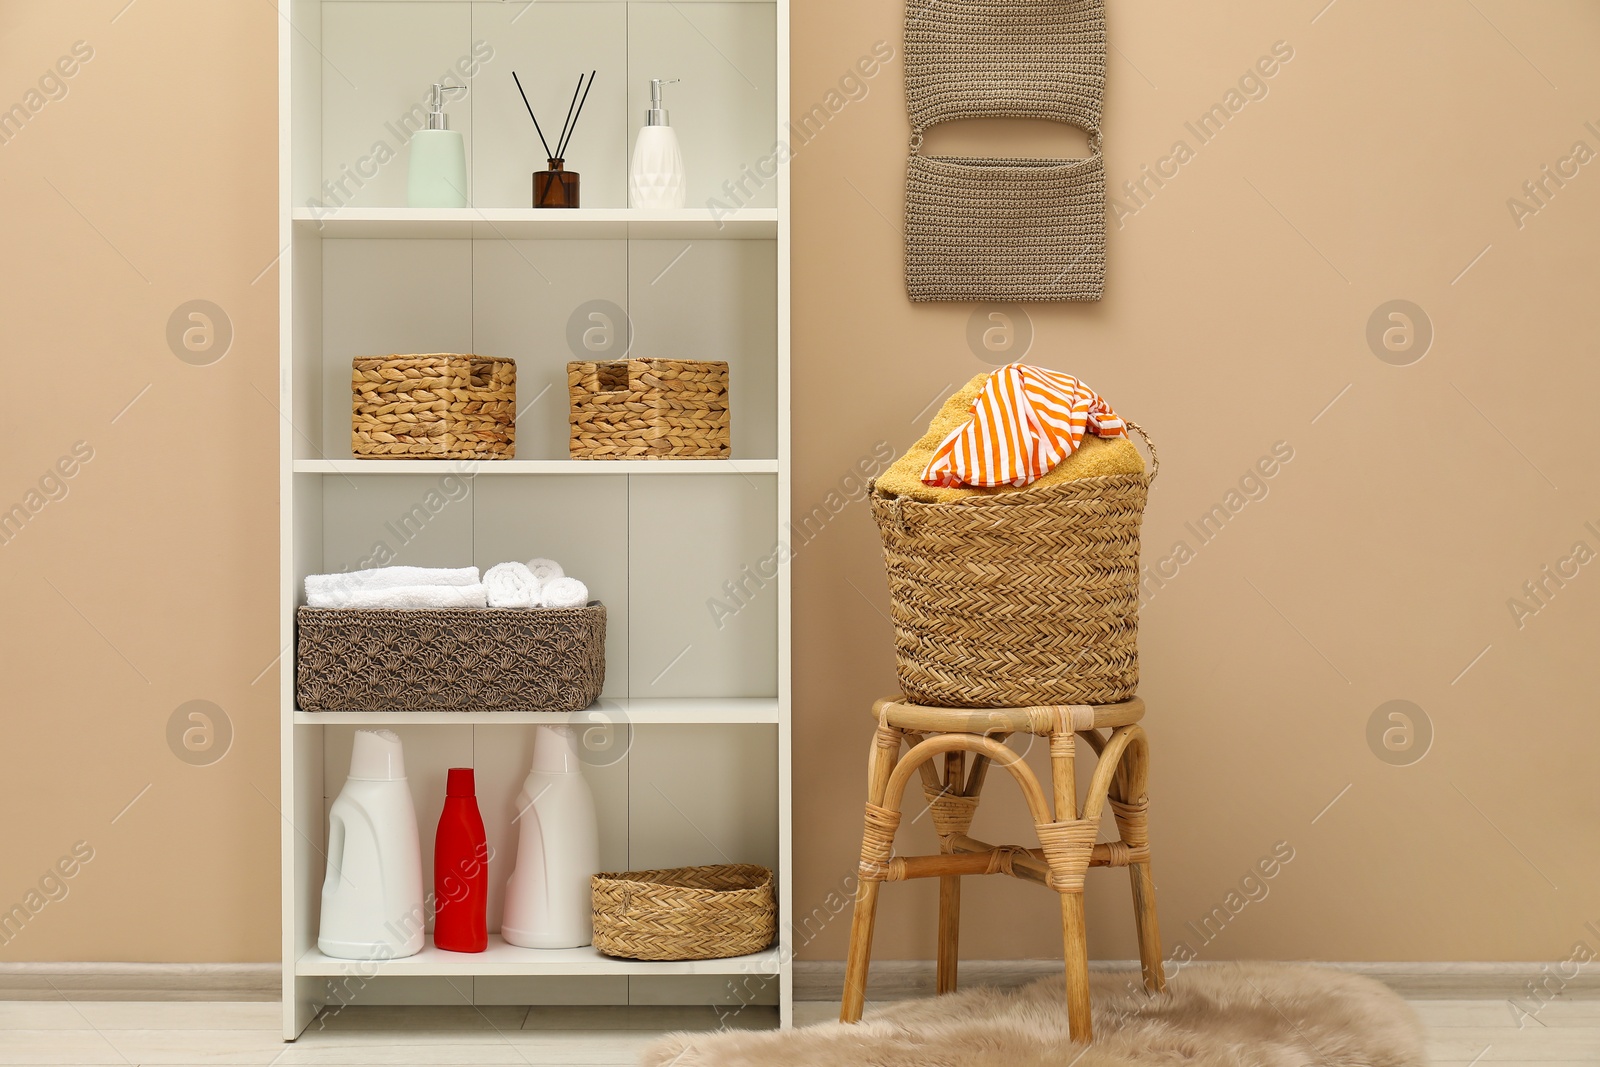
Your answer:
[903,0,1107,302]
[295,604,604,712]
[870,425,1157,708]
[352,354,516,459]
[568,359,729,459]
[906,154,1105,302]
[591,864,775,961]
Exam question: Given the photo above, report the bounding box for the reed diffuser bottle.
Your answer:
[514,70,595,209]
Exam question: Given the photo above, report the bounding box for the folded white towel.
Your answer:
[312,583,489,610]
[525,557,565,583]
[306,566,480,605]
[484,562,541,608]
[540,576,589,609]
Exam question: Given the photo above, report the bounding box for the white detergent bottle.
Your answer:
[502,725,600,948]
[318,729,425,960]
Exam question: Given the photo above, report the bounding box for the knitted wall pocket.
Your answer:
[904,0,1107,302]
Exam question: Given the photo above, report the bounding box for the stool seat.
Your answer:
[871,696,1145,734]
[841,695,1163,1044]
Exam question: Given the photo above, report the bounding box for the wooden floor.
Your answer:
[0,997,1591,1064]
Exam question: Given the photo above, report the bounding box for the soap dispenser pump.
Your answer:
[408,83,468,208]
[628,78,686,209]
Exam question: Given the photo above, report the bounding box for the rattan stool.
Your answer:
[840,696,1163,1042]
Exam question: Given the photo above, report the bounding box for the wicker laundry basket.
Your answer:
[591,864,775,961]
[295,604,604,712]
[352,354,516,459]
[869,425,1157,708]
[568,359,729,459]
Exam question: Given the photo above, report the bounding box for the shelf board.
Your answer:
[296,935,782,977]
[293,207,778,241]
[293,458,778,475]
[293,697,780,726]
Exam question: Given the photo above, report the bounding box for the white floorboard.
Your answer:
[0,997,1591,1064]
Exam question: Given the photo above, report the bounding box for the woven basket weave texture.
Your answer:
[905,0,1106,132]
[906,154,1105,302]
[591,864,776,961]
[568,359,730,459]
[352,354,516,459]
[870,425,1155,707]
[295,605,605,712]
[903,0,1107,302]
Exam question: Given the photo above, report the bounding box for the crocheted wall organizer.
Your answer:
[904,0,1107,302]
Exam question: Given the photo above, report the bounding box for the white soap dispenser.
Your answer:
[628,78,686,209]
[408,83,468,208]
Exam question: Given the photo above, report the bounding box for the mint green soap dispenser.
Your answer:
[408,83,468,208]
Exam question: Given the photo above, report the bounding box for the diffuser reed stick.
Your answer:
[557,70,597,158]
[553,73,582,158]
[516,70,597,209]
[511,71,553,159]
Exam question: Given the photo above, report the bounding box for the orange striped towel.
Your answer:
[920,364,1126,488]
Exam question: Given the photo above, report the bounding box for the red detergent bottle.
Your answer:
[433,767,488,952]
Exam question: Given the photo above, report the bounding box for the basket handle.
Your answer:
[572,360,636,396]
[590,360,635,395]
[1124,421,1159,481]
[884,493,914,535]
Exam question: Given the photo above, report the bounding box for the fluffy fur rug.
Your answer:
[641,963,1428,1067]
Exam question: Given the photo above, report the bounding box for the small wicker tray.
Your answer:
[352,353,516,459]
[295,604,604,712]
[591,864,775,961]
[568,359,729,459]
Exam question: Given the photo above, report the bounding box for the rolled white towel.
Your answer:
[314,583,489,610]
[525,557,565,583]
[540,576,589,609]
[484,562,541,608]
[306,566,479,605]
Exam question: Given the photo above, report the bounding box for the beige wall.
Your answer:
[0,1,279,961]
[792,0,1600,964]
[0,0,1595,966]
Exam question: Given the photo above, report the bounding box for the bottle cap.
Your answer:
[530,724,583,774]
[348,729,407,781]
[446,767,476,797]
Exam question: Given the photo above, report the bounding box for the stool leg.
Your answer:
[1130,858,1164,994]
[841,880,882,1023]
[841,723,902,1023]
[936,874,960,994]
[935,750,964,995]
[1061,892,1093,1043]
[1111,733,1163,997]
[1045,729,1094,1043]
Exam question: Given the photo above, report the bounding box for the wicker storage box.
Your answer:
[591,864,775,961]
[295,605,604,712]
[568,359,729,459]
[869,427,1156,708]
[352,354,516,459]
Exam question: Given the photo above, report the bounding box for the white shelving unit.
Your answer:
[293,206,778,240]
[296,938,784,978]
[277,0,790,1041]
[291,458,780,474]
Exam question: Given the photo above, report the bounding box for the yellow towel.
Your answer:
[876,374,1144,504]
